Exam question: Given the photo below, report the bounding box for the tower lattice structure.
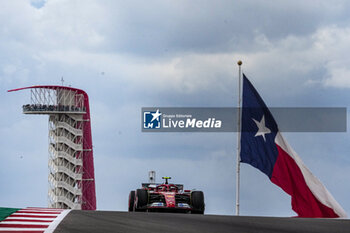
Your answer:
[9,86,96,210]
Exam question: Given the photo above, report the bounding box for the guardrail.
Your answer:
[23,104,86,114]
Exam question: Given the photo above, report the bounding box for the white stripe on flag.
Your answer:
[275,132,347,218]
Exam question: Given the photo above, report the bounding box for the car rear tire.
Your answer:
[135,189,148,212]
[128,191,135,212]
[191,191,205,214]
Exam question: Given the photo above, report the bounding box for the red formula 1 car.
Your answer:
[128,177,205,214]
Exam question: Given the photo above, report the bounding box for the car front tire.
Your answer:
[135,189,148,212]
[191,191,205,214]
[128,191,135,212]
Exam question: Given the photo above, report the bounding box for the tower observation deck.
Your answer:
[8,86,96,210]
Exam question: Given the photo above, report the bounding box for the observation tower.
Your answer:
[8,86,96,210]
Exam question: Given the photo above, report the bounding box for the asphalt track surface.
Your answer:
[54,210,350,233]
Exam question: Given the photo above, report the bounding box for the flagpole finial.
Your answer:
[237,60,242,66]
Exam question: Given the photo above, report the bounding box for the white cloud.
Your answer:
[1,0,350,93]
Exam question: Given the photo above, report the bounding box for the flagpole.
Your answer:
[236,60,242,216]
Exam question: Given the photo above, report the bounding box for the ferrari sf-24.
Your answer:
[128,177,205,214]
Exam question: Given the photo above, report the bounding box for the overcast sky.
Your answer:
[1,0,350,217]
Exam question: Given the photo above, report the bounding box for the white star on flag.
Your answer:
[151,109,162,122]
[252,115,271,141]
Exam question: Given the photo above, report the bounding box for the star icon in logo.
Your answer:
[151,109,162,122]
[252,115,271,142]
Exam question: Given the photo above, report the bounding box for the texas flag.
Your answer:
[240,74,347,218]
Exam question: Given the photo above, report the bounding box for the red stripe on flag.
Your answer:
[271,145,339,217]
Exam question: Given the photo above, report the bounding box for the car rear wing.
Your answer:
[142,183,184,191]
